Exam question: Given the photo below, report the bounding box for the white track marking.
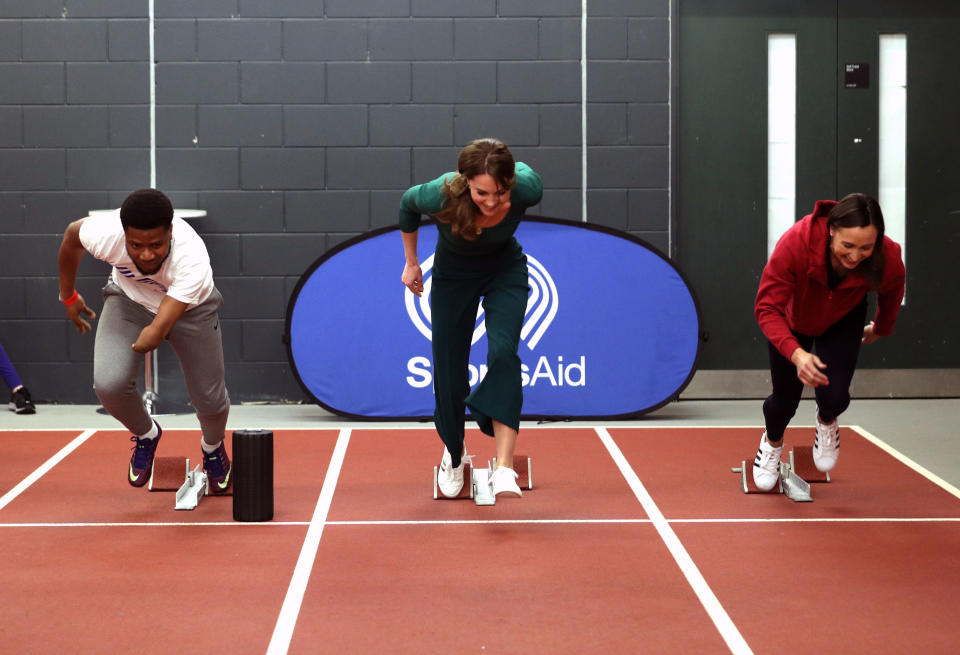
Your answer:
[266,428,351,655]
[595,427,752,655]
[0,430,96,513]
[851,425,960,500]
[3,517,958,529]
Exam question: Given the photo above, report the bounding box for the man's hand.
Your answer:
[65,294,97,334]
[131,295,190,353]
[132,324,165,353]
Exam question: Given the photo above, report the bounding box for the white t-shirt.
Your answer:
[79,210,215,314]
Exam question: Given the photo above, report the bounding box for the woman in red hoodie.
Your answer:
[752,193,906,490]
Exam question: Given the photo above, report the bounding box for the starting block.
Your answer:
[433,461,474,500]
[149,456,189,491]
[487,456,534,491]
[731,455,812,502]
[732,459,783,494]
[472,466,496,506]
[149,456,220,510]
[433,455,534,506]
[790,446,831,483]
[175,463,208,511]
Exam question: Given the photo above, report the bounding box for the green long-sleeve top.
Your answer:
[398,162,542,258]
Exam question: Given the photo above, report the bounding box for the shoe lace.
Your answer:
[494,466,518,482]
[129,435,154,470]
[816,423,839,449]
[758,445,781,472]
[204,446,227,478]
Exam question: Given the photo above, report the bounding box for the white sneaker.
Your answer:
[813,413,840,472]
[489,465,522,498]
[437,447,465,498]
[752,432,783,491]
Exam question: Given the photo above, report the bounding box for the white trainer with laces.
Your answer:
[436,447,465,498]
[752,432,783,491]
[489,465,522,498]
[813,413,840,472]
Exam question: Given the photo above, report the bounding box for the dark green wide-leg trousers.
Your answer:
[430,252,528,468]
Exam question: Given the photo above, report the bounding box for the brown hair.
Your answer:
[826,192,886,288]
[434,138,516,240]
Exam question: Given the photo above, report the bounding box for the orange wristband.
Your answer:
[61,290,79,306]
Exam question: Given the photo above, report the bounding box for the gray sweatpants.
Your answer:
[93,280,230,445]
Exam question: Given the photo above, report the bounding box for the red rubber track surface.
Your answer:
[1,425,958,654]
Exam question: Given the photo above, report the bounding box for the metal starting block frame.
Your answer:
[472,466,496,506]
[175,462,208,511]
[732,447,827,502]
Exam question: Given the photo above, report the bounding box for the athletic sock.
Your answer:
[201,439,222,454]
[137,421,159,441]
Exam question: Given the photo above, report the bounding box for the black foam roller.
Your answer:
[232,429,274,522]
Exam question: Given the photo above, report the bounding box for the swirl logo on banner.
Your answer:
[286,217,701,419]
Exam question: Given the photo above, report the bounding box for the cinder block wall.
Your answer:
[0,0,670,405]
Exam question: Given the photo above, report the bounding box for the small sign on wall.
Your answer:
[845,63,870,88]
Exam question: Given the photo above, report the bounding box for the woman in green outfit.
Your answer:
[399,138,543,499]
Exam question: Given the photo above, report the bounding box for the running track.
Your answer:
[2,425,959,654]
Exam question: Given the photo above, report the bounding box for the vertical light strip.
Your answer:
[147,0,158,394]
[148,0,156,188]
[667,0,673,256]
[878,34,907,293]
[766,34,797,257]
[581,0,588,222]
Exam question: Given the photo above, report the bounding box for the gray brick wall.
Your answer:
[0,3,671,406]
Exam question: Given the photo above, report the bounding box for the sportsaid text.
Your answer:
[406,355,585,389]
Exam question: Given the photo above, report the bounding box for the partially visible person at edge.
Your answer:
[752,193,906,490]
[57,189,232,493]
[398,138,543,499]
[1,342,36,414]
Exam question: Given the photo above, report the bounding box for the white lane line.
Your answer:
[595,427,752,655]
[266,428,351,655]
[3,517,959,529]
[851,425,960,500]
[0,429,97,513]
[0,522,312,528]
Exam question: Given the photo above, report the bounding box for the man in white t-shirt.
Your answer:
[57,189,232,492]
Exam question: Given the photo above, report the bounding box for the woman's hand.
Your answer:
[790,347,829,387]
[402,262,423,297]
[861,321,880,344]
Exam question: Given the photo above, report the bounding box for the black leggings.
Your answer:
[762,301,867,442]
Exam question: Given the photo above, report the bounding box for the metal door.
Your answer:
[677,0,960,372]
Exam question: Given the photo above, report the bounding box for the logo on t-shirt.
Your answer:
[115,265,169,293]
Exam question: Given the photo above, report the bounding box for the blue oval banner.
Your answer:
[286,216,701,419]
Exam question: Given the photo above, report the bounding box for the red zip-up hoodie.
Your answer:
[755,200,906,360]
